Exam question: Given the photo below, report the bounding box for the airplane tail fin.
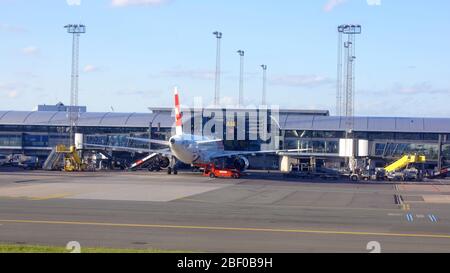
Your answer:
[174,87,183,136]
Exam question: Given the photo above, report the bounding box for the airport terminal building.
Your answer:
[1,104,449,169]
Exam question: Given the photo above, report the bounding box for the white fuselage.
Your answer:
[169,134,223,165]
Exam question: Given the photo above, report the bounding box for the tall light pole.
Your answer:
[336,25,344,116]
[336,25,361,121]
[237,50,245,107]
[213,31,222,106]
[65,24,86,146]
[342,25,361,131]
[336,24,361,173]
[261,64,268,105]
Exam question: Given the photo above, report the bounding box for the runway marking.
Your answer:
[428,214,438,223]
[1,219,450,240]
[406,213,414,222]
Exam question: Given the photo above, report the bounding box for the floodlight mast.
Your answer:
[213,31,222,106]
[261,64,268,106]
[336,25,344,116]
[336,24,361,173]
[237,50,245,107]
[336,24,361,128]
[64,24,86,147]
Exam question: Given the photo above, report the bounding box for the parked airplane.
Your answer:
[86,88,307,175]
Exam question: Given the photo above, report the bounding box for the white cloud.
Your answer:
[0,83,20,99]
[83,64,99,73]
[111,0,170,7]
[66,0,81,6]
[366,0,381,6]
[270,74,333,87]
[360,82,450,96]
[395,82,450,95]
[0,23,27,33]
[115,89,162,98]
[323,0,347,12]
[7,90,18,98]
[21,46,39,56]
[324,0,381,12]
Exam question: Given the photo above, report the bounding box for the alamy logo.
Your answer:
[173,97,281,147]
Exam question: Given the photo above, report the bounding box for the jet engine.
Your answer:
[156,156,170,169]
[148,155,171,171]
[233,156,250,172]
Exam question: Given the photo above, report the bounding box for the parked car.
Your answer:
[0,154,7,166]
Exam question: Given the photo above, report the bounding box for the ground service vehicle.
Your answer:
[203,164,241,179]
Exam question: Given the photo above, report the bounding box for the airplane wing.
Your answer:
[195,139,223,145]
[129,136,223,146]
[127,137,170,146]
[209,148,312,159]
[84,143,172,156]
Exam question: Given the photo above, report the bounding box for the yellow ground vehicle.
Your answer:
[55,145,86,172]
[384,154,426,173]
[383,154,426,181]
[352,153,427,182]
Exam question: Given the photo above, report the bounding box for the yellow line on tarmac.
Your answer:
[1,219,450,240]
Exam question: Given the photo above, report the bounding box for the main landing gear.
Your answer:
[167,167,178,175]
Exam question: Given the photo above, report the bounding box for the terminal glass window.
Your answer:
[353,132,368,139]
[408,143,439,160]
[23,134,49,147]
[374,143,386,156]
[368,132,395,141]
[373,142,439,160]
[312,131,344,139]
[443,145,450,159]
[423,134,439,141]
[49,135,70,146]
[284,130,344,139]
[0,134,22,147]
[396,133,423,141]
[284,139,338,154]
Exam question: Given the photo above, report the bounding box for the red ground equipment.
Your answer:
[430,167,450,179]
[203,163,241,179]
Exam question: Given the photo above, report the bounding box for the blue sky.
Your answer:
[0,0,449,117]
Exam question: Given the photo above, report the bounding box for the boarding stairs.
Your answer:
[43,147,64,171]
[129,153,159,170]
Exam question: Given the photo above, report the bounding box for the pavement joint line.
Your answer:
[29,194,72,201]
[179,198,400,212]
[387,213,403,217]
[1,219,450,239]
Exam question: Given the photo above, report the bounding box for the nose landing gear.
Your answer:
[167,157,178,175]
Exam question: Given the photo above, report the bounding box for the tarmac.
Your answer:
[0,169,449,253]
